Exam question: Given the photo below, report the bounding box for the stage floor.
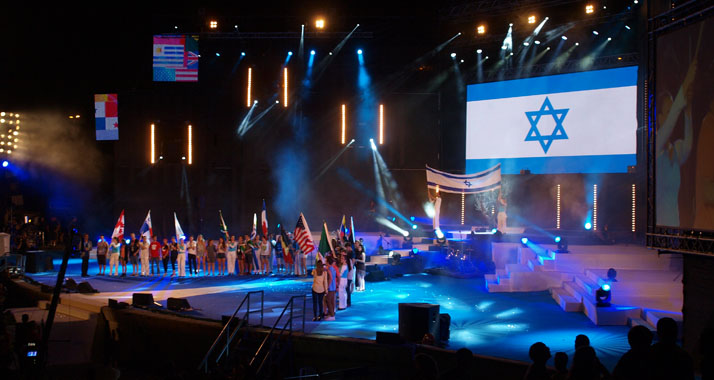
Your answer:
[27,258,631,370]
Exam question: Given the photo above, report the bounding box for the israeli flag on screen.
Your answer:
[465,66,637,174]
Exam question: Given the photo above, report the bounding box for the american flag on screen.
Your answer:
[153,35,199,82]
[294,213,315,254]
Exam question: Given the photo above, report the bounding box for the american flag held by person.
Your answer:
[294,213,315,255]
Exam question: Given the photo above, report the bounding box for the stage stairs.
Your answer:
[485,242,683,327]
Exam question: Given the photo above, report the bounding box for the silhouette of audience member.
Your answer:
[568,346,600,380]
[700,328,714,380]
[573,334,610,378]
[612,325,653,379]
[552,352,568,380]
[441,348,476,380]
[524,342,552,380]
[413,353,439,380]
[648,317,694,380]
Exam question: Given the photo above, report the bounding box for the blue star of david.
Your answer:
[524,97,569,154]
[464,180,472,187]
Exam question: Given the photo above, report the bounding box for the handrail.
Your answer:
[199,290,264,373]
[250,294,306,376]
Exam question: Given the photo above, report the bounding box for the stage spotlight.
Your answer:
[521,237,528,245]
[555,236,561,243]
[357,49,363,55]
[435,229,444,239]
[412,248,419,255]
[585,4,594,14]
[315,18,325,29]
[593,30,599,35]
[585,222,592,230]
[369,138,377,151]
[528,15,536,24]
[596,284,611,307]
[450,52,456,58]
[561,36,568,40]
[477,25,486,35]
[523,42,529,46]
[209,20,218,29]
[557,237,569,253]
[2,161,8,167]
[460,59,464,63]
[607,268,618,282]
[607,37,612,41]
[534,40,541,45]
[234,25,238,29]
[241,52,246,56]
[412,224,418,230]
[288,51,293,56]
[477,49,482,54]
[310,50,316,55]
[215,52,220,57]
[625,25,631,30]
[491,228,497,234]
[410,216,415,222]
[575,42,579,46]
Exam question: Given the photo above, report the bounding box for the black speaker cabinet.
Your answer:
[167,297,191,311]
[398,303,440,342]
[132,293,155,308]
[77,281,99,294]
[439,313,451,341]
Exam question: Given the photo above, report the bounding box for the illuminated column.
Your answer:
[593,184,598,231]
[246,68,252,107]
[461,192,465,225]
[150,123,155,164]
[341,104,346,144]
[283,67,288,107]
[631,184,636,232]
[556,184,561,229]
[379,104,384,145]
[187,124,193,165]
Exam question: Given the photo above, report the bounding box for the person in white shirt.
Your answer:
[187,236,197,276]
[140,236,150,276]
[337,254,348,310]
[259,236,271,275]
[227,235,238,275]
[109,237,121,276]
[177,238,187,277]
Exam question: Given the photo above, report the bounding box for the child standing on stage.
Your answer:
[337,253,348,310]
[187,235,197,276]
[237,236,245,275]
[311,260,328,321]
[140,236,150,276]
[216,237,227,275]
[196,235,207,275]
[161,238,170,275]
[206,239,216,276]
[227,235,238,275]
[325,256,337,320]
[96,236,108,276]
[109,237,121,276]
[177,237,187,277]
[149,235,161,275]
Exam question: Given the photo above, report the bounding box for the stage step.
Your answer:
[551,287,582,312]
[485,277,510,292]
[582,301,641,326]
[574,275,601,295]
[628,317,656,332]
[644,310,683,329]
[505,263,530,276]
[563,280,591,304]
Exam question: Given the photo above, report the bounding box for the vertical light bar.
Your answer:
[491,205,495,216]
[379,104,384,145]
[593,184,598,231]
[246,68,252,107]
[150,123,155,164]
[283,67,288,107]
[631,184,636,232]
[556,184,561,229]
[187,124,193,165]
[461,192,465,225]
[341,104,346,144]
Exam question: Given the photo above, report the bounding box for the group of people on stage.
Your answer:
[78,231,316,278]
[311,238,367,322]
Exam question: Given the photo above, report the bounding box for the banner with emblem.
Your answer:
[425,164,501,194]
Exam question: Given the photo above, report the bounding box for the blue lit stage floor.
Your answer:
[28,258,630,370]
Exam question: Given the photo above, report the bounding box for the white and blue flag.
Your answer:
[426,164,501,194]
[465,66,637,174]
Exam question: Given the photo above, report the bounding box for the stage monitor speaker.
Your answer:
[365,270,386,282]
[439,313,451,341]
[376,331,404,345]
[78,281,99,294]
[64,278,78,291]
[132,293,155,308]
[167,297,192,311]
[398,303,440,343]
[108,299,127,309]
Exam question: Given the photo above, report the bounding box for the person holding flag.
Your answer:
[293,213,315,274]
[339,215,348,243]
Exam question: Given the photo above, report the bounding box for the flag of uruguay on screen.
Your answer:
[465,66,637,174]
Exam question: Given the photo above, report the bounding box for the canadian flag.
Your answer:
[261,200,268,237]
[111,210,125,242]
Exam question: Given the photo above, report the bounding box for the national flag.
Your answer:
[174,212,185,240]
[317,221,333,263]
[219,210,229,239]
[294,213,315,255]
[426,164,501,194]
[95,93,118,140]
[251,213,257,239]
[111,210,125,242]
[261,200,268,237]
[139,210,153,242]
[339,215,348,241]
[350,216,357,244]
[153,35,199,83]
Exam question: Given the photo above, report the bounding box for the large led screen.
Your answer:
[465,66,637,174]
